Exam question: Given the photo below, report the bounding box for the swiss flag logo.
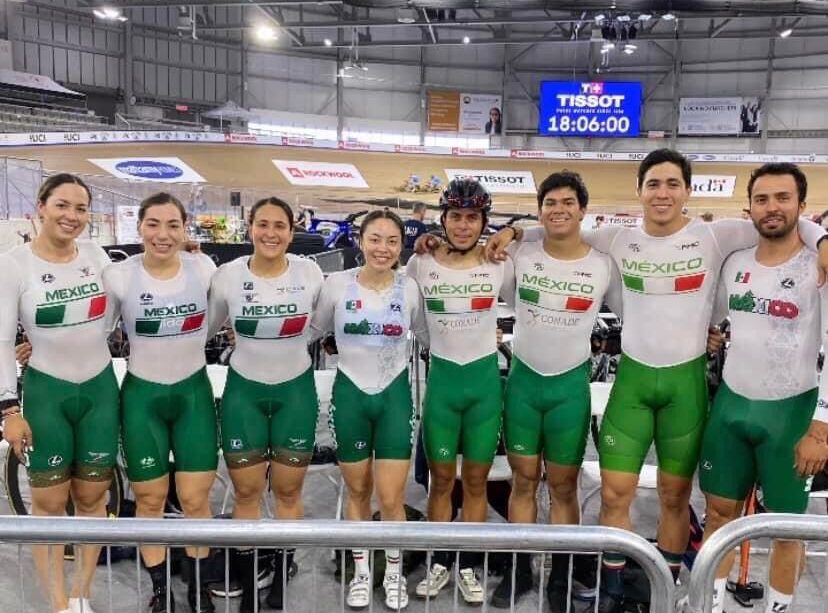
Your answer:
[287,167,304,178]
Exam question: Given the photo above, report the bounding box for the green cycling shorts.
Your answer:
[221,366,319,469]
[329,368,415,463]
[504,357,591,466]
[598,353,708,478]
[22,364,119,487]
[422,353,502,465]
[699,381,816,513]
[121,367,218,482]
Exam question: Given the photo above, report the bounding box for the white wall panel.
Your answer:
[192,70,204,101]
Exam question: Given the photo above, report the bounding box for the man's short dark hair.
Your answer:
[637,148,692,190]
[537,170,589,209]
[412,202,427,214]
[747,162,808,203]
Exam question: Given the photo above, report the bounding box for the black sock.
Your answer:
[147,561,167,591]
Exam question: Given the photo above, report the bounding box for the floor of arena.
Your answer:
[0,368,826,613]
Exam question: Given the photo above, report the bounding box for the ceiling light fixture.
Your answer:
[662,12,676,20]
[638,13,652,21]
[462,36,470,44]
[254,24,278,41]
[93,7,126,21]
[324,38,333,46]
[779,27,793,38]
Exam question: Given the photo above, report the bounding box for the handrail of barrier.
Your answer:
[687,513,828,613]
[0,516,676,611]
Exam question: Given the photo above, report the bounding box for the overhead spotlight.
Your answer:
[396,8,417,24]
[662,12,676,20]
[594,13,606,24]
[254,24,278,41]
[638,13,652,21]
[462,35,470,44]
[601,41,615,52]
[779,28,793,38]
[616,14,631,22]
[624,43,637,54]
[324,38,333,46]
[93,7,126,21]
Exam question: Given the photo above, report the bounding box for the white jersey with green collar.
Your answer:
[0,240,112,402]
[503,241,618,376]
[406,253,513,365]
[103,252,215,384]
[310,268,426,393]
[716,247,823,406]
[209,254,324,385]
[523,217,824,367]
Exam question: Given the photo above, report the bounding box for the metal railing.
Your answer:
[687,513,828,613]
[0,516,677,612]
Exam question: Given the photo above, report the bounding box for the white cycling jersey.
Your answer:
[0,240,112,402]
[716,247,823,406]
[406,253,514,365]
[103,252,215,384]
[209,254,324,385]
[504,241,618,375]
[311,268,426,393]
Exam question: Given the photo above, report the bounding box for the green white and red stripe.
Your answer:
[622,272,706,294]
[518,286,594,313]
[425,296,495,314]
[35,294,107,328]
[135,310,206,336]
[235,313,309,339]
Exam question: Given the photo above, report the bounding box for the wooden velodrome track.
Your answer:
[8,142,828,218]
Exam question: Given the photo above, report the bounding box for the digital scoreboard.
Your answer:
[538,81,642,137]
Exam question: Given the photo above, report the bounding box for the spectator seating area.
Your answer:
[0,101,108,132]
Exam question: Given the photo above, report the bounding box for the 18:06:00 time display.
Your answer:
[547,115,632,134]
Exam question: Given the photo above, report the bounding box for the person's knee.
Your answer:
[135,487,168,516]
[376,487,405,516]
[462,471,489,498]
[548,476,579,505]
[346,476,373,505]
[232,478,265,507]
[600,479,635,513]
[704,497,742,532]
[512,470,539,498]
[177,486,210,515]
[429,469,456,496]
[274,483,303,508]
[32,491,70,516]
[659,486,690,515]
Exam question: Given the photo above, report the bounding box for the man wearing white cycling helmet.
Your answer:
[406,178,514,605]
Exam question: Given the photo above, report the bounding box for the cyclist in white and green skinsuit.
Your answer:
[103,192,217,613]
[700,163,828,613]
[485,149,828,612]
[407,178,514,605]
[0,174,116,613]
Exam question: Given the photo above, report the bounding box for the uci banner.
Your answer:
[444,169,536,194]
[679,97,761,135]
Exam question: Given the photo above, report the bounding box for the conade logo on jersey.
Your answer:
[115,160,184,180]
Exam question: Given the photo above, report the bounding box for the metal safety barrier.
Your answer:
[0,516,676,612]
[687,513,828,613]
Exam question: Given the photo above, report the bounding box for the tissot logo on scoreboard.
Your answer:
[538,81,642,137]
[444,169,536,194]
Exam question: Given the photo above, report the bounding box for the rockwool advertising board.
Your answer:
[273,160,369,188]
[88,157,206,182]
[444,169,536,194]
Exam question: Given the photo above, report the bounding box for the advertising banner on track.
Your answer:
[273,160,369,188]
[88,157,206,183]
[427,91,502,134]
[691,175,737,198]
[444,169,536,194]
[678,97,761,135]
